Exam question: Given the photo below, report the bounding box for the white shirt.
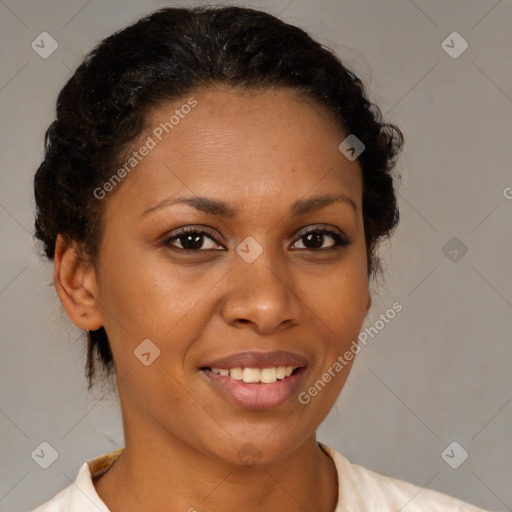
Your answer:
[32,443,491,511]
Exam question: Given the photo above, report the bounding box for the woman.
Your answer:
[32,6,489,511]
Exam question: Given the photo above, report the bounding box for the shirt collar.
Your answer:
[63,447,125,512]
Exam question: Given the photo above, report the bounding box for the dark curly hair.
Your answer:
[33,5,403,390]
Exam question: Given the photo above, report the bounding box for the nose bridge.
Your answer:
[237,235,290,297]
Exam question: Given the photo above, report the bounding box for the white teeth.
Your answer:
[230,368,243,380]
[209,366,298,383]
[243,368,260,383]
[260,367,277,384]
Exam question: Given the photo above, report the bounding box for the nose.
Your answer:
[221,245,302,334]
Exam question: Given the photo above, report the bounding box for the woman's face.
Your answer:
[90,87,370,464]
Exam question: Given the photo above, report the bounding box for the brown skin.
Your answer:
[54,87,371,512]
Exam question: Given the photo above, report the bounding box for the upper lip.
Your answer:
[201,350,309,370]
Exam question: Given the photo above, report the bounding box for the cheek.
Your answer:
[96,239,187,326]
[303,250,368,332]
[299,246,369,391]
[95,241,224,366]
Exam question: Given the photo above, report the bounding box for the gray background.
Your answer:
[1,0,511,511]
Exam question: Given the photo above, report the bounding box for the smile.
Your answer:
[199,350,309,410]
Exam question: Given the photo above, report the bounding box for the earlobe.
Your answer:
[53,234,103,331]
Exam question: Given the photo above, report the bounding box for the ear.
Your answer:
[53,234,103,331]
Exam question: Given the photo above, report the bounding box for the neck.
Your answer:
[93,427,338,512]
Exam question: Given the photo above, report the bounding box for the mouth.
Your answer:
[199,350,309,410]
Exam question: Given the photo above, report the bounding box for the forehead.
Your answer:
[105,87,362,219]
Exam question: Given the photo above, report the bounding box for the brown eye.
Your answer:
[162,228,223,251]
[292,228,351,251]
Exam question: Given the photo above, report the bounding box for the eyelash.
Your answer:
[161,226,352,253]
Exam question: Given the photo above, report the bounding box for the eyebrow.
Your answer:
[141,192,358,218]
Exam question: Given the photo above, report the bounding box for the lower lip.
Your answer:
[201,368,307,410]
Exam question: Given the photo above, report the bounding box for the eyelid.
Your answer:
[161,226,224,249]
[293,224,350,241]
